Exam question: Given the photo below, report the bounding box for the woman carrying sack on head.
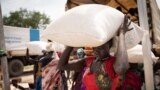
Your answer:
[58,16,142,90]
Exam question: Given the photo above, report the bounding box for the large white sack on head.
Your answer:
[127,45,158,63]
[42,4,144,48]
[42,4,123,47]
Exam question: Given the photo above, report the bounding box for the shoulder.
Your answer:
[104,56,116,65]
[105,56,115,62]
[108,56,115,61]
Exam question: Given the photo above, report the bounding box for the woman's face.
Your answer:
[93,43,110,59]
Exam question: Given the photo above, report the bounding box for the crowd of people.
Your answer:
[33,0,160,90]
[34,16,144,90]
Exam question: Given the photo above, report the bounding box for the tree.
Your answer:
[3,8,50,29]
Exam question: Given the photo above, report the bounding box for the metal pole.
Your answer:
[0,3,11,90]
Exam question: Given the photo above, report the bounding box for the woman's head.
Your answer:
[93,39,112,59]
[77,48,84,58]
[84,47,94,56]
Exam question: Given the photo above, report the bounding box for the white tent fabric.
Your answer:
[149,0,160,54]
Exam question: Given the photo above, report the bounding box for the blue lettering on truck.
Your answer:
[30,29,40,41]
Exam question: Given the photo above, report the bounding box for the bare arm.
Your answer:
[113,15,132,75]
[57,46,85,72]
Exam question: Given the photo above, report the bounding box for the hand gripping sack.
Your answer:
[42,4,144,49]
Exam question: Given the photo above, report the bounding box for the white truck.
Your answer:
[3,25,46,76]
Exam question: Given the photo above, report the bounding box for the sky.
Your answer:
[157,0,160,8]
[1,0,67,21]
[1,0,160,22]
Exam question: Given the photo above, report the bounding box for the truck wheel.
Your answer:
[9,59,24,76]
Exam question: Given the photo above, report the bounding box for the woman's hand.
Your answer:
[119,15,133,35]
[114,15,131,75]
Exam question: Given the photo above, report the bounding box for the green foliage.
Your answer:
[3,8,50,29]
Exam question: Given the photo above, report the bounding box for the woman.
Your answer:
[58,16,142,90]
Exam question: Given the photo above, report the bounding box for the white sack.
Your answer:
[149,0,160,54]
[7,43,27,56]
[8,41,47,56]
[9,49,27,56]
[42,4,144,48]
[51,42,65,52]
[8,41,64,56]
[127,45,158,63]
[26,41,48,55]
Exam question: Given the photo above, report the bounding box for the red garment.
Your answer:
[83,56,99,90]
[122,70,142,90]
[103,57,120,90]
[83,56,142,90]
[56,51,62,57]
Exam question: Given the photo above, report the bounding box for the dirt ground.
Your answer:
[11,65,34,90]
[10,71,34,90]
[0,65,73,90]
[0,65,34,90]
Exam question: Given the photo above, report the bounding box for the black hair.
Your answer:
[47,39,52,42]
[128,8,138,16]
[116,6,122,12]
[108,39,113,48]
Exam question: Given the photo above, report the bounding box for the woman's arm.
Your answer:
[57,46,85,72]
[113,15,132,75]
